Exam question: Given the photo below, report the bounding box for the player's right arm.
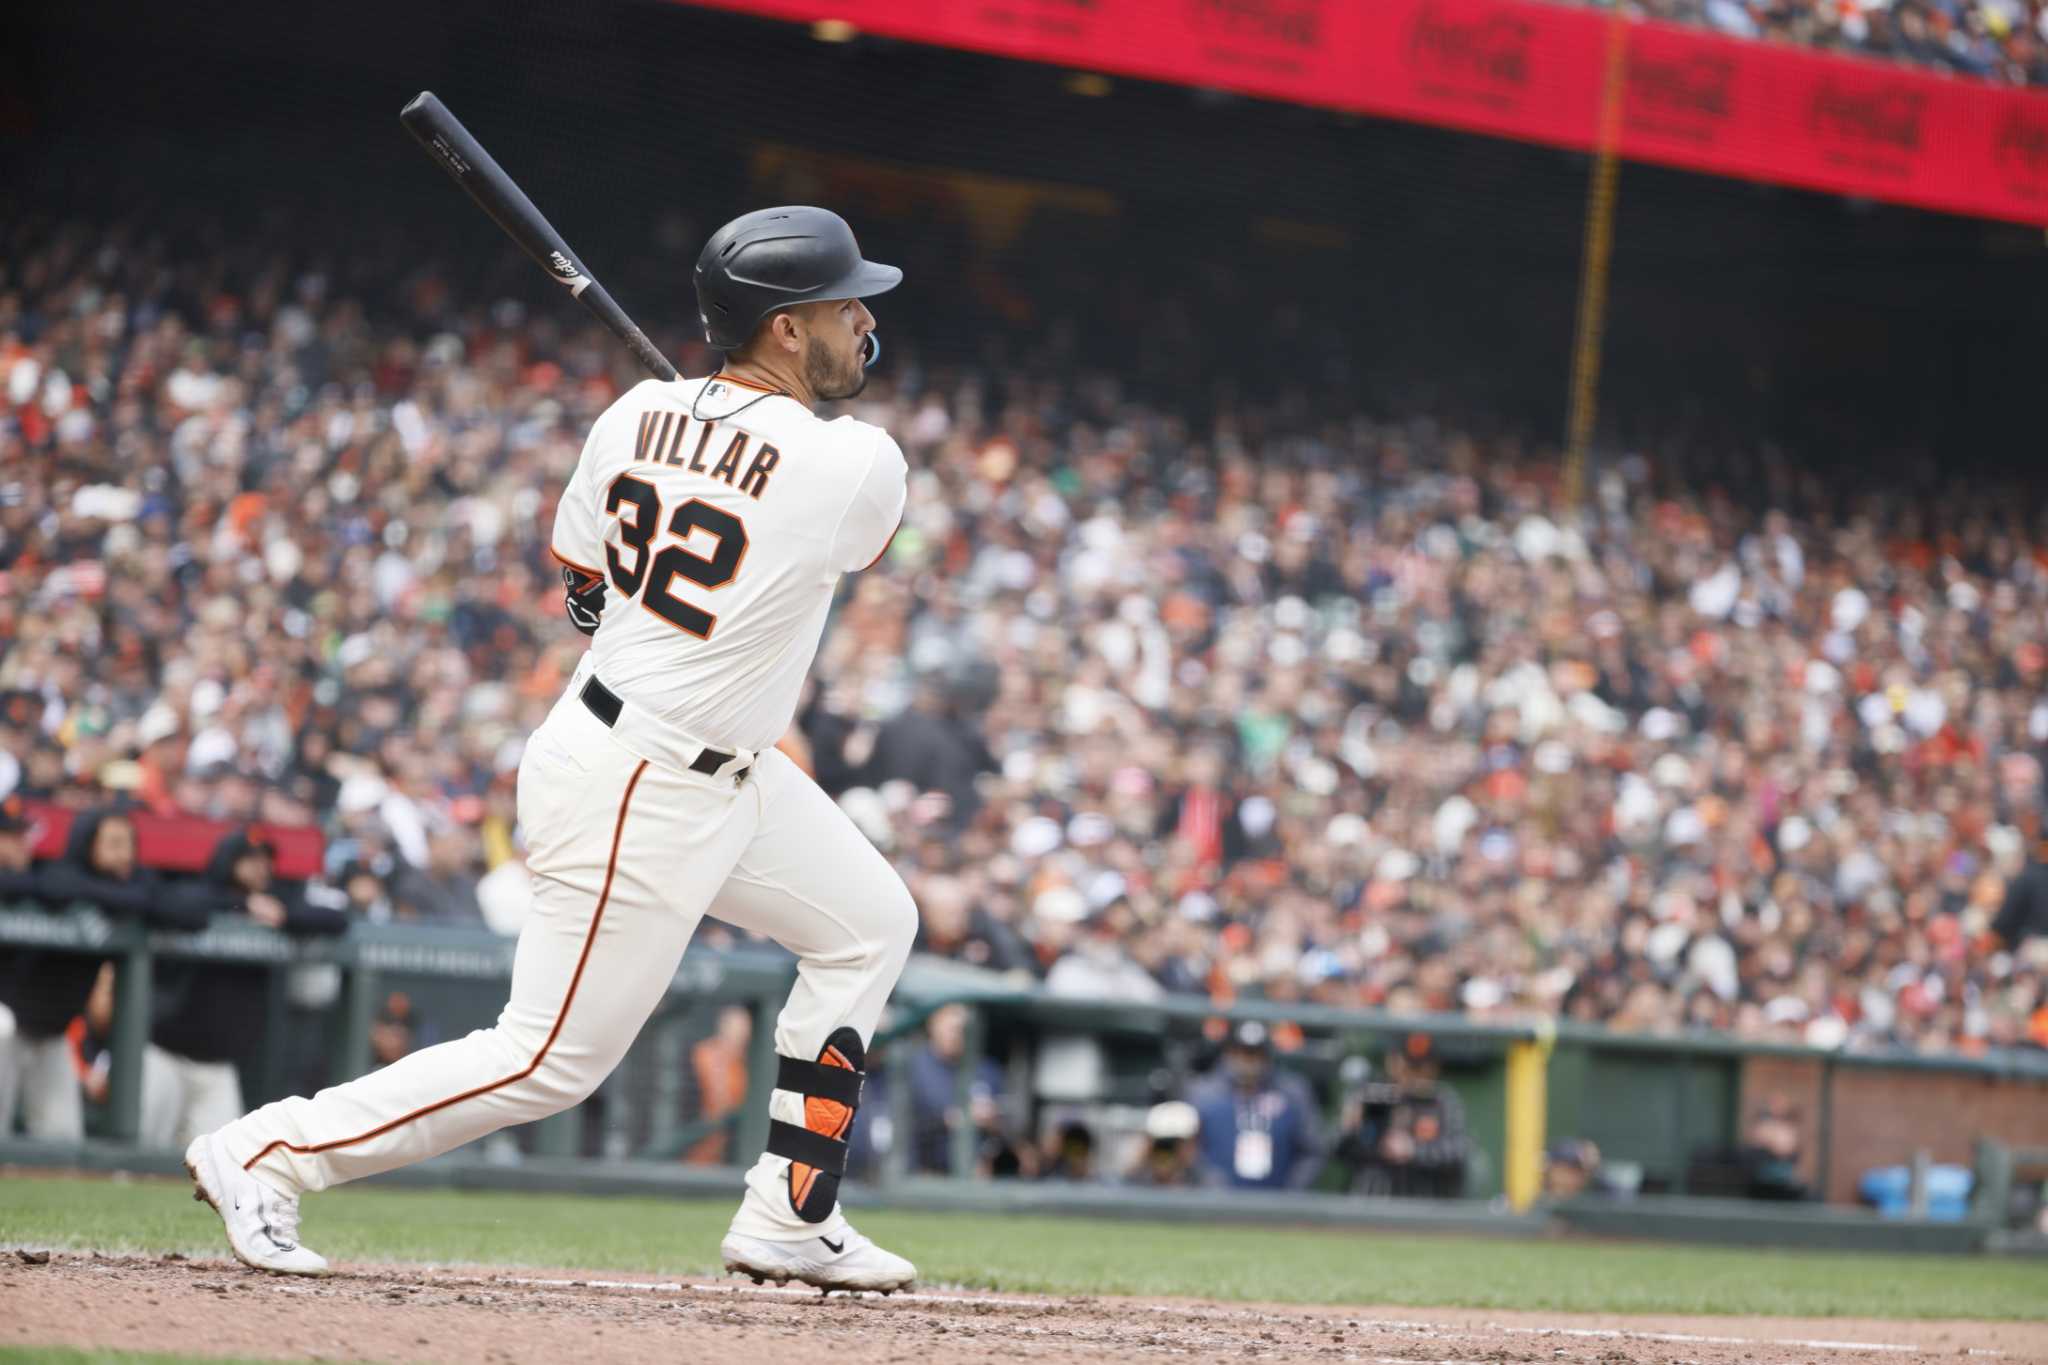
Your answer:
[830,426,908,574]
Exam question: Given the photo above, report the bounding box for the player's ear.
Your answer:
[769,309,803,355]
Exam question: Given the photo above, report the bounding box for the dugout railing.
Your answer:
[4,901,2045,1242]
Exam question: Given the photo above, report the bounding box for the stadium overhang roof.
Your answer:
[683,0,2048,227]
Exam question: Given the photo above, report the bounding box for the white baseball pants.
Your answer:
[218,665,916,1238]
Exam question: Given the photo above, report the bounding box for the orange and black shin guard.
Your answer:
[766,1027,865,1224]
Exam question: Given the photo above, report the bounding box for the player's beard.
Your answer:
[804,334,868,402]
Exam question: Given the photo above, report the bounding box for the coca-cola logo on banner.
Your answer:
[1404,0,1534,105]
[1626,50,1735,142]
[1186,0,1323,50]
[1994,107,2048,197]
[973,0,1100,40]
[1808,79,1926,152]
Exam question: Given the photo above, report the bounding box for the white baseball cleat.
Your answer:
[184,1132,330,1276]
[720,1224,916,1294]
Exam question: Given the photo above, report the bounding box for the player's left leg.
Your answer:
[707,746,919,1292]
[188,698,760,1275]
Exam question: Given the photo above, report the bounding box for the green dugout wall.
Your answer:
[4,904,2044,1215]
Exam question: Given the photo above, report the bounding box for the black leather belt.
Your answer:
[581,676,750,782]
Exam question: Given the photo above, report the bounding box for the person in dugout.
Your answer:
[0,795,79,1138]
[2,805,209,1138]
[144,829,347,1149]
[1186,1019,1326,1190]
[1336,1033,1471,1198]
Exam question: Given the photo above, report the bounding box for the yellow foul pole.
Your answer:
[1563,11,1628,505]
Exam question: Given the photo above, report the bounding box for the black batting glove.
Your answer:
[562,565,606,636]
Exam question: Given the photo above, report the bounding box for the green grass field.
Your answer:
[2,1174,2043,1320]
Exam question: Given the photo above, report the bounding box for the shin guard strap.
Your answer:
[776,1054,865,1107]
[767,1118,848,1176]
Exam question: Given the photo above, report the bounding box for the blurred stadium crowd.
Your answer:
[1577,0,2048,85]
[1,209,2046,1132]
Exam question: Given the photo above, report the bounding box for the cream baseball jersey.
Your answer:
[550,373,905,751]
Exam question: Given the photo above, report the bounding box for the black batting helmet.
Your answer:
[693,206,901,352]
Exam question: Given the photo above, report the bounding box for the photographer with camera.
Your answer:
[1335,1034,1470,1198]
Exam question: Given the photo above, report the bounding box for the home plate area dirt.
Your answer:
[2,1252,2040,1364]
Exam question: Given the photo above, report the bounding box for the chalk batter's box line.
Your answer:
[476,1274,1994,1357]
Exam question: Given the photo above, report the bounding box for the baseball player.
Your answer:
[184,207,919,1293]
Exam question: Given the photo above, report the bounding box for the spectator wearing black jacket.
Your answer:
[1,806,206,1139]
[1990,833,2048,951]
[911,871,1036,977]
[0,797,38,903]
[796,680,875,798]
[861,675,998,832]
[0,795,74,1137]
[143,829,346,1148]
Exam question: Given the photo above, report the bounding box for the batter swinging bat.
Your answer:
[399,91,679,382]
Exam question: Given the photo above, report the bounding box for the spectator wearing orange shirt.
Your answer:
[684,1005,752,1166]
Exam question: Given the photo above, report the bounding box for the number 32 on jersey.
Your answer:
[603,474,747,639]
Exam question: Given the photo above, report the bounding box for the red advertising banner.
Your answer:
[683,0,2048,226]
[25,803,326,881]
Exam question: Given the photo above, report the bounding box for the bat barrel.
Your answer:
[400,91,680,382]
